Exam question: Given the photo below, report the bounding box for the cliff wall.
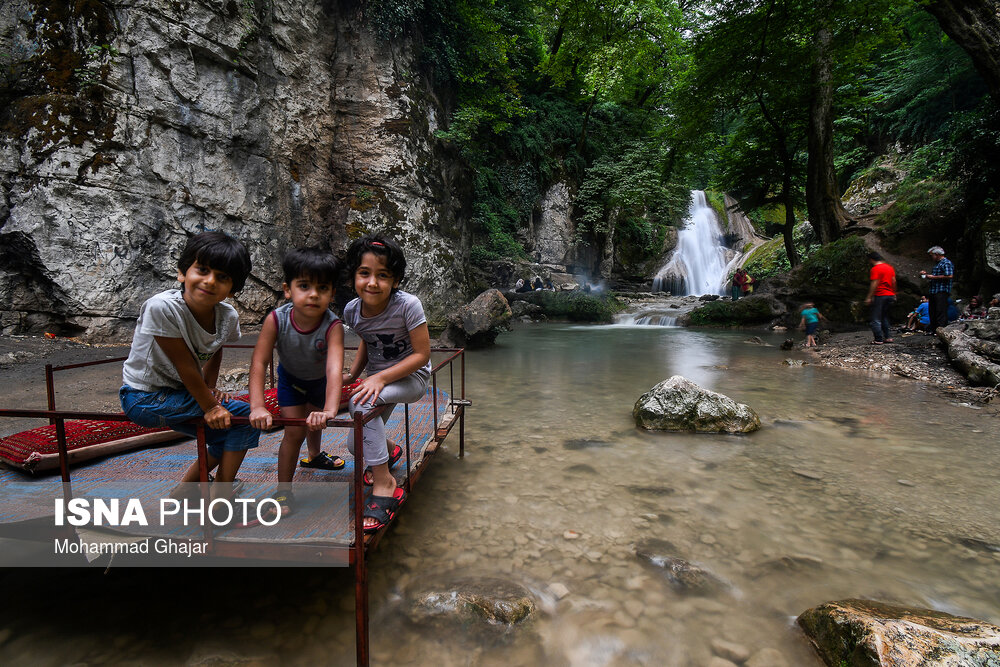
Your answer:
[0,0,470,338]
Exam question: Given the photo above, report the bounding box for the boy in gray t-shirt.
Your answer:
[119,232,258,497]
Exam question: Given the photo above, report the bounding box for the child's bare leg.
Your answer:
[213,449,248,484]
[305,411,323,460]
[178,455,220,483]
[278,404,307,485]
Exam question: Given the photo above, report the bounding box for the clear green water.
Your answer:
[1,323,998,665]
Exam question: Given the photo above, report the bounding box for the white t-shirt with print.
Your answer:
[122,289,240,392]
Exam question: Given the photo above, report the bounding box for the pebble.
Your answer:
[792,468,823,480]
[455,551,477,566]
[708,659,739,667]
[548,583,570,599]
[613,610,636,628]
[586,550,603,561]
[897,479,915,486]
[746,647,788,667]
[624,599,645,618]
[700,534,716,545]
[564,530,581,540]
[625,576,647,591]
[711,638,750,663]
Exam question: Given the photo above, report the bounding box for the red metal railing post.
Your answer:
[460,351,466,458]
[45,364,56,426]
[403,404,411,493]
[353,410,370,667]
[55,416,70,483]
[432,373,438,441]
[196,424,214,552]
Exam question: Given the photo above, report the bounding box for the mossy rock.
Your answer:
[507,291,626,323]
[789,236,870,291]
[406,577,536,639]
[687,294,786,327]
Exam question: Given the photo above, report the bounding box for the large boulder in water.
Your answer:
[439,289,512,348]
[797,598,1000,667]
[633,375,760,433]
[405,576,535,636]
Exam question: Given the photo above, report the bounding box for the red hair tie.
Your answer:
[371,241,385,247]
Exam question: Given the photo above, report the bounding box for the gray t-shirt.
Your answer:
[122,289,240,392]
[343,290,431,380]
[272,302,342,380]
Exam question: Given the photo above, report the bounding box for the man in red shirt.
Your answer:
[864,252,897,344]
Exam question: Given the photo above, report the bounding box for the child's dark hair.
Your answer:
[178,231,252,292]
[344,235,407,285]
[282,247,339,286]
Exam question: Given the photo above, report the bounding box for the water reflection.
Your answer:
[2,324,998,666]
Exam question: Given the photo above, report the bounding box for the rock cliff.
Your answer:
[0,0,470,338]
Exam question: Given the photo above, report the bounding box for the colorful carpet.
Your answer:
[0,387,453,546]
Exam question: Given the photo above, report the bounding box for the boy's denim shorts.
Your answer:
[119,385,260,459]
[276,364,327,408]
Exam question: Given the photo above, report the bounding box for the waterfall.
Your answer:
[653,191,736,296]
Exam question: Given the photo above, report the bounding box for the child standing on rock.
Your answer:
[120,231,258,498]
[248,247,346,517]
[798,301,827,348]
[342,235,431,533]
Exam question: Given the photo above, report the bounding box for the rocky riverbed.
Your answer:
[802,327,999,409]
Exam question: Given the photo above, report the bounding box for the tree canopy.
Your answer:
[363,0,999,279]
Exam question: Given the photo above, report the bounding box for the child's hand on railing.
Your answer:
[203,404,232,429]
[248,406,273,430]
[306,410,336,431]
[211,388,235,403]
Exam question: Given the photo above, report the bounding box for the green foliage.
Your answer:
[868,10,987,144]
[688,297,777,327]
[743,222,820,281]
[511,290,626,322]
[880,177,962,243]
[575,139,689,248]
[792,236,870,288]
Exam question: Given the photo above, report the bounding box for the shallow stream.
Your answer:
[1,324,998,665]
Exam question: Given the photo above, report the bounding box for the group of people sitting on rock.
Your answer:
[514,276,555,292]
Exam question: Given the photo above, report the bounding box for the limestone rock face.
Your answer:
[0,1,469,338]
[938,320,1000,386]
[797,598,1000,667]
[439,289,512,348]
[633,375,760,433]
[533,182,574,265]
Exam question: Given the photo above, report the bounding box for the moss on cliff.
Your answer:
[508,291,626,323]
[790,236,870,289]
[2,1,119,160]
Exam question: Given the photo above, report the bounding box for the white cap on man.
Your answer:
[927,246,945,255]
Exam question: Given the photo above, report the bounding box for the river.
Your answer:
[1,323,998,665]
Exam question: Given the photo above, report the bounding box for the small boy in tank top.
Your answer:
[249,248,345,516]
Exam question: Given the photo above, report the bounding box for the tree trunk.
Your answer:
[781,181,800,268]
[577,88,600,153]
[924,0,1000,103]
[756,92,801,267]
[806,0,851,245]
[599,206,618,280]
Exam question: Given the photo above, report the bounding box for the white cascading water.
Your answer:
[653,190,735,296]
